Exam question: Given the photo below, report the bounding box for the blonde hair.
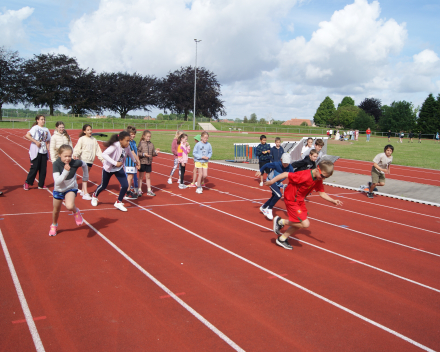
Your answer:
[317,160,334,177]
[174,130,183,139]
[57,144,73,156]
[201,131,209,137]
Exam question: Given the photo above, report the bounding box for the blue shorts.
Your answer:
[53,189,78,200]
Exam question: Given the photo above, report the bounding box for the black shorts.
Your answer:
[140,164,152,173]
[87,163,93,168]
[259,160,270,174]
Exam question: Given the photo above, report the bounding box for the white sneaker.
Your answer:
[260,182,263,186]
[91,194,98,207]
[82,193,92,200]
[167,178,172,184]
[259,205,267,214]
[179,184,187,189]
[265,209,274,220]
[78,190,83,196]
[196,187,203,194]
[114,201,128,212]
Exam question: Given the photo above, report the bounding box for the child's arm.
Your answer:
[49,137,57,163]
[373,162,389,174]
[73,138,83,158]
[291,159,307,170]
[265,172,289,186]
[255,162,276,177]
[193,143,200,159]
[101,144,118,166]
[53,166,70,187]
[318,192,343,206]
[95,140,104,162]
[204,144,212,160]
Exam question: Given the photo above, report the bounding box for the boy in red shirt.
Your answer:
[366,127,371,142]
[266,160,343,250]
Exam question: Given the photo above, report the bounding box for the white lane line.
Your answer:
[0,228,45,352]
[0,145,245,352]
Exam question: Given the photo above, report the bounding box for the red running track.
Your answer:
[0,128,439,351]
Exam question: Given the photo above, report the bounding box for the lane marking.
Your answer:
[12,316,47,324]
[160,292,186,299]
[268,274,287,279]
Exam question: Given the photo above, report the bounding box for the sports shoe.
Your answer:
[49,224,57,237]
[260,181,263,186]
[114,201,128,212]
[188,183,196,188]
[23,183,29,191]
[82,193,92,200]
[91,193,98,206]
[196,187,203,194]
[124,191,138,200]
[259,205,267,214]
[147,190,156,196]
[137,190,143,197]
[38,186,48,190]
[276,236,292,250]
[78,190,83,196]
[73,209,83,226]
[167,178,172,184]
[179,184,187,190]
[273,216,284,235]
[367,192,374,199]
[265,209,274,220]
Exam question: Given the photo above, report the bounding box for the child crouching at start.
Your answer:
[50,145,89,236]
[266,160,343,250]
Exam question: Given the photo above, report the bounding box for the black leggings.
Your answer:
[180,164,185,184]
[26,153,47,187]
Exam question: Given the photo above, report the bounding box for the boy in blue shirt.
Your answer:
[270,137,284,163]
[255,153,293,220]
[256,134,271,186]
[193,131,213,194]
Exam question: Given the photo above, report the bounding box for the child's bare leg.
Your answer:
[82,166,91,194]
[145,172,151,191]
[197,168,203,186]
[260,174,264,183]
[192,166,197,184]
[64,192,77,213]
[52,199,62,225]
[127,174,133,192]
[201,168,208,185]
[279,219,310,241]
[138,172,144,191]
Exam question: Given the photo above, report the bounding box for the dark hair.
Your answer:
[384,144,394,152]
[127,125,137,134]
[309,148,318,155]
[55,121,70,142]
[57,144,73,156]
[275,137,281,142]
[315,139,325,147]
[177,133,188,145]
[140,130,152,141]
[260,134,266,140]
[32,115,45,126]
[79,124,92,138]
[104,131,130,148]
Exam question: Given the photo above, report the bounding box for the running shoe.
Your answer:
[273,216,284,235]
[188,183,196,188]
[137,189,143,197]
[147,190,156,196]
[78,190,83,196]
[91,193,98,206]
[167,178,173,184]
[196,187,203,194]
[23,183,29,191]
[38,186,48,190]
[73,209,83,226]
[260,182,263,187]
[178,184,187,190]
[259,205,267,214]
[367,192,374,199]
[124,191,138,200]
[49,224,57,237]
[82,193,92,200]
[276,236,292,250]
[265,209,274,220]
[114,201,128,212]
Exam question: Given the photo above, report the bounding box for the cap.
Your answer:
[194,134,201,142]
[281,153,291,164]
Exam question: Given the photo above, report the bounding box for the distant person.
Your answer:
[270,137,284,162]
[351,129,354,141]
[418,131,422,143]
[436,131,439,143]
[366,127,371,142]
[367,144,394,199]
[189,134,202,187]
[408,131,414,143]
[137,130,160,196]
[399,131,404,143]
[256,134,271,186]
[193,131,212,194]
[168,130,183,185]
[335,130,340,141]
[177,133,190,189]
[387,130,392,142]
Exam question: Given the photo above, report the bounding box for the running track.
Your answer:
[0,129,439,351]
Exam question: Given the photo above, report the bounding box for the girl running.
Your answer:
[168,130,182,184]
[91,131,140,212]
[73,124,104,200]
[50,121,72,162]
[138,130,160,196]
[50,145,88,236]
[177,133,190,189]
[24,115,51,190]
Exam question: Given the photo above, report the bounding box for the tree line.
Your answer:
[313,95,440,134]
[0,47,226,120]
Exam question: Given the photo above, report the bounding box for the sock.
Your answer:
[52,223,58,227]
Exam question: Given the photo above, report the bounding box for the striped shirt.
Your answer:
[125,140,137,167]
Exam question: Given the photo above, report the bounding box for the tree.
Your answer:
[249,113,257,123]
[352,110,376,131]
[98,72,159,119]
[0,47,25,120]
[313,96,336,126]
[259,117,266,124]
[358,97,382,123]
[417,93,438,134]
[338,96,355,108]
[243,116,248,123]
[379,101,417,132]
[300,121,309,126]
[332,105,359,128]
[63,69,98,115]
[23,53,83,116]
[159,66,225,121]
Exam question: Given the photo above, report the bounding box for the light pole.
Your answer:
[193,39,201,130]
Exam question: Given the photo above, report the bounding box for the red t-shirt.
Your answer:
[366,129,371,135]
[284,170,325,202]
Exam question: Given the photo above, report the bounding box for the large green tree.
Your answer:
[332,105,359,128]
[379,101,417,132]
[352,110,376,131]
[359,97,382,123]
[417,93,437,133]
[338,96,355,108]
[313,96,336,126]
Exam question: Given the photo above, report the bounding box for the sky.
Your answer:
[1,0,440,121]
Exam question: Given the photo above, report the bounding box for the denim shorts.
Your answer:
[53,189,78,200]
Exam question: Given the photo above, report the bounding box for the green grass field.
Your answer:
[95,131,440,170]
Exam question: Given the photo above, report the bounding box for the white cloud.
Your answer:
[0,7,34,47]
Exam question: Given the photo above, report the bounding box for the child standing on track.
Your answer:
[73,124,104,200]
[137,130,160,196]
[91,131,140,211]
[168,130,183,185]
[50,121,72,162]
[189,134,202,187]
[24,115,51,191]
[177,133,190,189]
[256,153,293,220]
[50,145,88,236]
[124,126,139,199]
[367,144,394,199]
[256,134,271,186]
[267,160,343,250]
[193,131,212,194]
[270,137,284,163]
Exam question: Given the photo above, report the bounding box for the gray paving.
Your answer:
[212,160,440,205]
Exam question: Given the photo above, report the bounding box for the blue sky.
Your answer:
[1,0,440,120]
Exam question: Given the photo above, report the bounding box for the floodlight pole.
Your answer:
[193,39,201,130]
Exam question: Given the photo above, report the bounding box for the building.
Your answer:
[281,118,312,126]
